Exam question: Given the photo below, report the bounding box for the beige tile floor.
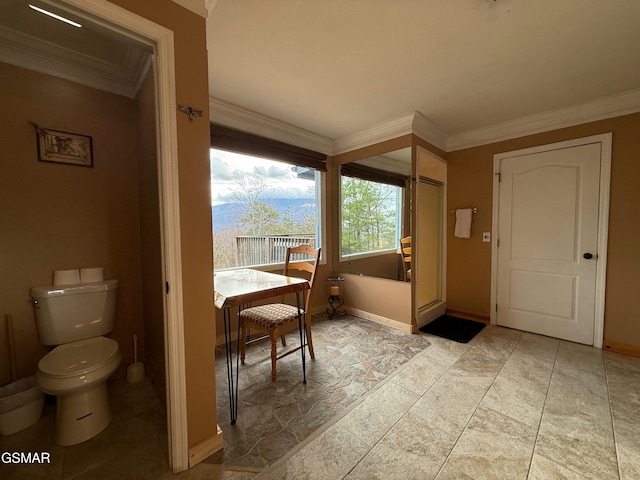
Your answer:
[2,322,639,480]
[209,314,432,467]
[0,374,170,480]
[250,325,640,480]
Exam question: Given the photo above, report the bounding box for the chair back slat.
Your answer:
[399,236,411,281]
[283,244,321,310]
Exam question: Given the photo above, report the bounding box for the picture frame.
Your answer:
[36,128,93,167]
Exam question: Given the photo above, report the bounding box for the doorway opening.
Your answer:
[0,0,187,471]
[415,146,447,328]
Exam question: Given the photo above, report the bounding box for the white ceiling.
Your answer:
[0,0,152,99]
[206,0,640,149]
[3,0,639,153]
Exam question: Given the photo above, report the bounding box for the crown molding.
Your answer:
[332,111,448,155]
[333,113,415,155]
[0,25,149,99]
[210,88,640,157]
[411,112,449,152]
[209,97,334,154]
[206,0,219,16]
[447,88,640,151]
[171,0,208,18]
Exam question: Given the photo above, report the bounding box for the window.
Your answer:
[340,174,403,259]
[211,148,322,270]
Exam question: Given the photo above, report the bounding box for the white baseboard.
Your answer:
[345,307,413,334]
[188,425,224,467]
[416,301,446,330]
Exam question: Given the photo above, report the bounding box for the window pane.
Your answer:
[341,175,401,257]
[211,149,320,270]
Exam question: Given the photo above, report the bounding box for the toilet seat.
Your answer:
[38,336,119,379]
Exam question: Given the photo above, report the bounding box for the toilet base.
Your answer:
[54,382,112,446]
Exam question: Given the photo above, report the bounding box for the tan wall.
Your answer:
[338,251,401,281]
[447,113,640,347]
[136,70,166,402]
[342,273,412,328]
[107,0,218,448]
[0,62,144,385]
[0,0,218,452]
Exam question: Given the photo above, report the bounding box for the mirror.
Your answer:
[336,147,412,281]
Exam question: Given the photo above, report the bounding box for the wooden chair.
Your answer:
[239,244,321,382]
[400,236,411,282]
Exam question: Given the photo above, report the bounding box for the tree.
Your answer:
[213,170,317,268]
[238,200,281,235]
[341,177,397,255]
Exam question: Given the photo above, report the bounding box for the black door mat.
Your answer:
[419,315,486,343]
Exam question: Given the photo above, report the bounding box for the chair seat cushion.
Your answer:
[240,303,304,329]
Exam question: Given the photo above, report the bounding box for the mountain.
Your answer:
[211,198,315,233]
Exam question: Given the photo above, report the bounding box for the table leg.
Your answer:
[223,307,240,425]
[296,290,307,384]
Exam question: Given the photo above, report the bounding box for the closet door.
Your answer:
[417,178,443,310]
[496,142,601,344]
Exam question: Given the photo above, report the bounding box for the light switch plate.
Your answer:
[483,232,491,242]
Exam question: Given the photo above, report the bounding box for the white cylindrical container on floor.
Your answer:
[0,376,45,436]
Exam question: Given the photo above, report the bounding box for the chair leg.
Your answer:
[240,324,246,365]
[281,334,287,346]
[305,317,315,359]
[270,336,278,383]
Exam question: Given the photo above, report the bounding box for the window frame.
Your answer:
[338,171,405,262]
[210,147,325,272]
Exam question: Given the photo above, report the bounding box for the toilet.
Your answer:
[31,279,121,446]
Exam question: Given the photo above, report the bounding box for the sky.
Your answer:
[209,149,314,206]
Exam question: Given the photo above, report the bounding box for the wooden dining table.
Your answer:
[214,268,310,424]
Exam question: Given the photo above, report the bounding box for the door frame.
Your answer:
[490,133,612,348]
[414,146,448,328]
[61,0,188,471]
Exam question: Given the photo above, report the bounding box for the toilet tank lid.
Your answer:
[30,279,118,298]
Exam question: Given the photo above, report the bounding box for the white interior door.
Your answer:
[496,142,602,344]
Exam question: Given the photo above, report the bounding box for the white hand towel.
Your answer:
[455,209,473,238]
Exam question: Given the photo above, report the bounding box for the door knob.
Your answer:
[583,252,594,260]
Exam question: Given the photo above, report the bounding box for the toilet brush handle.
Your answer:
[133,334,138,364]
[6,314,17,382]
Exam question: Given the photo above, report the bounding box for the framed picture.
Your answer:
[37,128,93,167]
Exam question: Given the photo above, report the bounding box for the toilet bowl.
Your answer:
[31,278,120,446]
[36,336,121,446]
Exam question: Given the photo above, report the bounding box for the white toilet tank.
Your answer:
[30,280,118,345]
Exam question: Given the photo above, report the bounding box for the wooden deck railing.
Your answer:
[235,235,316,267]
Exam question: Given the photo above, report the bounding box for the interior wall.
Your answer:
[329,135,447,329]
[136,70,166,402]
[339,252,400,280]
[342,273,412,329]
[447,112,640,348]
[0,61,144,385]
[112,0,218,448]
